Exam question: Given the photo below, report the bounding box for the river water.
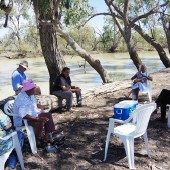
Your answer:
[0,51,167,100]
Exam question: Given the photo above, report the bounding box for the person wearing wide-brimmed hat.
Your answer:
[11,60,28,95]
[13,79,56,143]
[11,60,41,95]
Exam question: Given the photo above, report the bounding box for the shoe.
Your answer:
[67,108,79,112]
[76,104,82,107]
[50,107,65,113]
[45,143,59,153]
[51,133,65,146]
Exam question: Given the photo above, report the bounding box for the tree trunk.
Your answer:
[165,23,170,54]
[133,23,170,68]
[127,43,142,69]
[124,27,142,69]
[39,25,65,94]
[55,25,111,83]
[32,1,65,94]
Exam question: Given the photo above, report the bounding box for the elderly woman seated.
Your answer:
[125,64,153,100]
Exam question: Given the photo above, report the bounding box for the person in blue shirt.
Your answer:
[11,60,28,95]
[11,60,41,95]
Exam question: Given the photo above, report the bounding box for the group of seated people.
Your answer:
[1,61,170,169]
[1,61,82,169]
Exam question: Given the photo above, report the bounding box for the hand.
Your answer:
[18,85,23,90]
[75,87,81,92]
[133,79,138,83]
[141,79,144,83]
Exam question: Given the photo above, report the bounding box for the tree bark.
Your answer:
[124,26,142,69]
[133,23,170,68]
[55,25,111,83]
[164,21,170,54]
[39,24,65,94]
[32,1,65,94]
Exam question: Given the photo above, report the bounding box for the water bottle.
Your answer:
[45,143,58,153]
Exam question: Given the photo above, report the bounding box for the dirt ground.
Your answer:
[22,68,170,170]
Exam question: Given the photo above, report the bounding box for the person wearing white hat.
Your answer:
[11,60,29,94]
[11,60,41,95]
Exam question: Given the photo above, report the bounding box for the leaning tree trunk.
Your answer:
[165,24,170,54]
[55,25,111,83]
[133,23,170,68]
[127,43,142,69]
[124,27,142,69]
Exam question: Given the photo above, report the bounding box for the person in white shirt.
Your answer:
[13,79,55,142]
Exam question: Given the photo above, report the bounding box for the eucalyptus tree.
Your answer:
[159,0,170,53]
[102,17,122,52]
[31,0,110,93]
[104,0,170,68]
[9,0,30,50]
[103,0,142,68]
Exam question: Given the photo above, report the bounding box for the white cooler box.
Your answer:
[113,100,138,120]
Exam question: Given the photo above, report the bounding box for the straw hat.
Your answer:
[19,60,28,69]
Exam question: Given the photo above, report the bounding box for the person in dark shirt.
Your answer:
[53,67,82,112]
[156,89,170,122]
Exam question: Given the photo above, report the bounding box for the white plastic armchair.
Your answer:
[0,131,25,170]
[3,100,37,154]
[104,103,156,169]
[141,81,152,102]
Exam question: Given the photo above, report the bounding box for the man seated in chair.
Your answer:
[52,67,82,112]
[13,79,57,144]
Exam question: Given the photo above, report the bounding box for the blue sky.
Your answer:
[88,0,107,32]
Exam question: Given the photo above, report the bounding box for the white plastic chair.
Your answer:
[141,81,152,102]
[3,100,37,154]
[0,131,25,170]
[104,103,156,169]
[132,81,152,102]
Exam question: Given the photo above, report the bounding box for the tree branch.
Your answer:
[81,12,111,27]
[131,1,170,25]
[104,0,125,39]
[123,0,129,23]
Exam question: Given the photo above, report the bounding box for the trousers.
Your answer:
[53,90,82,110]
[28,112,55,138]
[155,89,170,119]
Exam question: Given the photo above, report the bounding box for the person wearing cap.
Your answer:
[11,60,28,95]
[11,60,41,95]
[13,79,56,143]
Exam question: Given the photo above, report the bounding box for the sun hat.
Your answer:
[21,79,36,92]
[19,60,28,69]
